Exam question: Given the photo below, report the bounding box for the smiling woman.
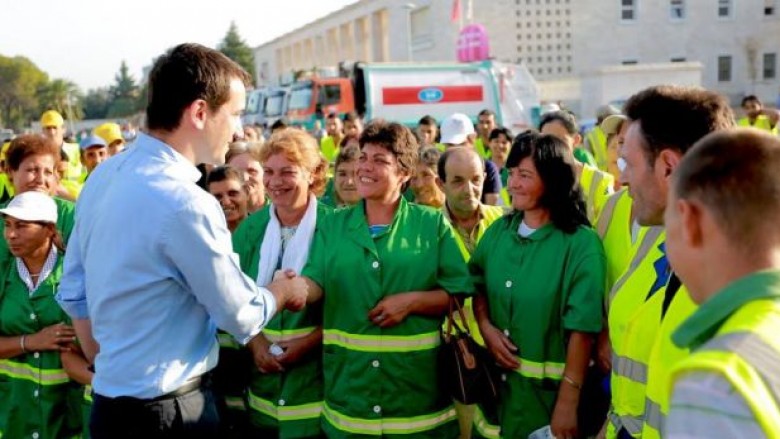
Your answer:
[207,165,249,233]
[297,120,475,439]
[231,128,331,438]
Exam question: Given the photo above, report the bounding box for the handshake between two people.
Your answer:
[266,269,321,312]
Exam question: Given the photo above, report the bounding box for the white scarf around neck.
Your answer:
[256,194,318,286]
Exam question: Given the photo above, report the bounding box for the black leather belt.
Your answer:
[150,376,203,401]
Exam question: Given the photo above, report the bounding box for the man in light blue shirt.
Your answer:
[56,43,308,438]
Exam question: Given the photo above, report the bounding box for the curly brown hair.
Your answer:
[6,134,60,171]
[358,120,419,174]
[259,129,328,196]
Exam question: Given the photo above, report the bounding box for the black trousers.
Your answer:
[90,385,220,439]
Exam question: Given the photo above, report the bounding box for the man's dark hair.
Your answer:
[437,146,484,182]
[343,112,360,123]
[478,109,495,118]
[623,85,734,163]
[418,115,437,126]
[146,43,250,132]
[741,94,761,107]
[506,131,589,232]
[358,120,419,174]
[271,119,288,132]
[327,112,339,120]
[539,110,578,135]
[489,127,514,141]
[207,165,245,186]
[674,129,780,252]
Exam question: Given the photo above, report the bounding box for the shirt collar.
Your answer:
[442,202,485,225]
[16,245,59,295]
[673,269,780,350]
[348,196,410,232]
[136,132,202,183]
[507,211,555,241]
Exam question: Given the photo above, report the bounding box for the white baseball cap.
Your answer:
[0,192,57,223]
[440,113,476,145]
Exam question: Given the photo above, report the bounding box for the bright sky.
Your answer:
[0,0,356,91]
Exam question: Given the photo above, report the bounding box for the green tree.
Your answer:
[0,55,48,130]
[218,21,256,85]
[82,87,112,119]
[107,60,140,118]
[37,78,84,121]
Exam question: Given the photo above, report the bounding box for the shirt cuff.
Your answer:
[238,286,278,346]
[55,294,90,320]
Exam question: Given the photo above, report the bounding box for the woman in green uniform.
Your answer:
[0,191,81,438]
[233,129,330,438]
[321,144,361,208]
[0,135,77,270]
[472,133,605,439]
[301,121,474,438]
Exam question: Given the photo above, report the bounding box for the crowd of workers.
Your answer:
[0,42,779,439]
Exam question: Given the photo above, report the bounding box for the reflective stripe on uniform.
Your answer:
[608,227,664,307]
[322,329,440,353]
[84,384,93,403]
[0,359,69,385]
[217,332,241,350]
[612,353,649,384]
[264,327,317,344]
[322,401,457,435]
[643,398,663,433]
[596,190,623,238]
[512,357,565,380]
[702,331,780,403]
[585,170,605,221]
[473,405,501,439]
[248,392,321,421]
[225,396,247,411]
[609,410,643,436]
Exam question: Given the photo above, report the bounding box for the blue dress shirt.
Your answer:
[56,133,276,399]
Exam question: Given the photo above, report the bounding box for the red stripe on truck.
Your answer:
[382,86,484,105]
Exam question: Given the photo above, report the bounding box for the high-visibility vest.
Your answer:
[474,138,491,159]
[446,204,505,347]
[641,286,697,439]
[606,227,666,438]
[580,164,615,223]
[669,299,780,437]
[738,115,779,135]
[586,126,609,172]
[320,136,340,163]
[62,142,84,182]
[595,189,634,293]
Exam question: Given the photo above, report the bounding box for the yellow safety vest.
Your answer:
[580,164,615,223]
[320,136,340,163]
[586,126,609,172]
[474,138,491,159]
[641,286,697,439]
[738,116,779,135]
[62,142,84,182]
[445,204,505,347]
[670,299,780,437]
[595,189,634,293]
[606,227,666,438]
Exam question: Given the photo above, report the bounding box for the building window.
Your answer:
[622,0,637,21]
[718,0,732,17]
[718,55,732,82]
[622,60,639,65]
[766,0,776,16]
[764,53,777,79]
[670,0,685,19]
[671,57,686,62]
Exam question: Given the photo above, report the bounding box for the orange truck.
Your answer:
[283,60,540,131]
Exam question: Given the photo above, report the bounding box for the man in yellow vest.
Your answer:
[665,129,780,437]
[737,95,779,135]
[40,110,84,182]
[319,112,344,163]
[474,109,495,159]
[586,104,620,173]
[604,85,734,439]
[436,146,505,439]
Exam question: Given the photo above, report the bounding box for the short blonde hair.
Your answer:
[260,129,328,196]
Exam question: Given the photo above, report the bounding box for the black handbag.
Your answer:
[439,297,499,405]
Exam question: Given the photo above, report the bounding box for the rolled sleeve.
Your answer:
[163,202,277,345]
[56,223,90,320]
